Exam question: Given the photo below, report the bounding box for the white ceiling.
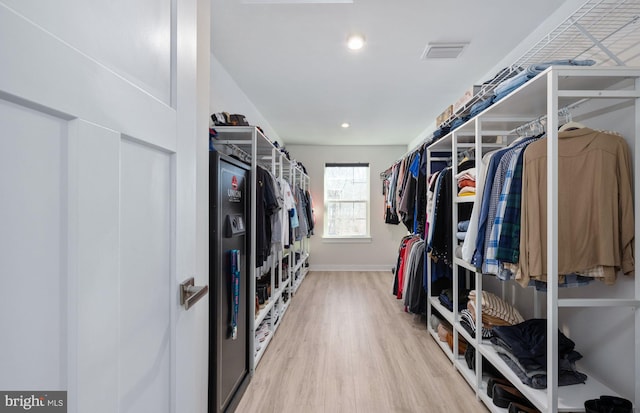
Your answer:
[211,0,570,147]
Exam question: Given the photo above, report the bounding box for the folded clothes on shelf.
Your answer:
[469,96,496,117]
[438,288,470,311]
[493,59,596,100]
[495,351,587,389]
[433,126,451,139]
[459,309,493,338]
[468,290,525,326]
[458,187,476,197]
[464,60,598,122]
[490,318,588,388]
[450,116,469,130]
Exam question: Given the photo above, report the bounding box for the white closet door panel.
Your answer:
[0,98,68,389]
[119,139,172,413]
[0,3,175,151]
[1,0,172,105]
[0,0,207,411]
[68,120,120,413]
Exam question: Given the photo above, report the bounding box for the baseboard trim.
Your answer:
[308,265,393,272]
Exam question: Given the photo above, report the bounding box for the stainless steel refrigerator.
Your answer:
[209,152,250,413]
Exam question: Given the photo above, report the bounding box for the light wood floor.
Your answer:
[235,271,489,413]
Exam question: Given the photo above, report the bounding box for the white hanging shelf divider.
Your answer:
[440,0,640,129]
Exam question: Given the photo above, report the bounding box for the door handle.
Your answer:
[180,277,209,310]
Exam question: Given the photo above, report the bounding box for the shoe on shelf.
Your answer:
[487,376,513,398]
[429,314,441,331]
[492,384,534,409]
[256,327,270,342]
[585,395,632,413]
[508,401,540,413]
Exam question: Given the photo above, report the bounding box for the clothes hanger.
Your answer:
[558,108,586,131]
[559,121,586,132]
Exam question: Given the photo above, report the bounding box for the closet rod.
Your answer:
[444,146,475,166]
[215,142,252,163]
[508,98,590,136]
[380,150,418,179]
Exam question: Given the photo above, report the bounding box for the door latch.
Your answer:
[180,277,209,310]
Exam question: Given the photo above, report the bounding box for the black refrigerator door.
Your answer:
[209,152,251,413]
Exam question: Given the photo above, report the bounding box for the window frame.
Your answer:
[323,162,371,240]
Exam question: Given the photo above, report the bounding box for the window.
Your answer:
[324,163,370,238]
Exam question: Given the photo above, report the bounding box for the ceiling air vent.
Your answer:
[421,42,469,60]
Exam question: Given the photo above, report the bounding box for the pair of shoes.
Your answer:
[255,326,270,342]
[492,384,535,409]
[508,402,539,413]
[486,377,512,398]
[585,395,632,413]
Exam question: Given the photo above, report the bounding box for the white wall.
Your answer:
[210,54,281,145]
[287,144,409,271]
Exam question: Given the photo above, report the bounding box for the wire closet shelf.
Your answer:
[439,0,640,130]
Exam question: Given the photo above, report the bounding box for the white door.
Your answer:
[0,1,210,412]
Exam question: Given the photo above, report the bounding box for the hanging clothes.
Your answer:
[279,178,297,248]
[415,144,429,237]
[482,135,542,276]
[517,128,634,286]
[256,166,280,266]
[471,135,539,269]
[303,189,315,235]
[293,186,309,240]
[461,151,496,263]
[398,151,419,231]
[429,159,474,266]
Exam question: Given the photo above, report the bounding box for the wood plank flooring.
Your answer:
[235,271,489,413]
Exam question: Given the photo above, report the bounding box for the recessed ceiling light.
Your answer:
[347,34,365,50]
[341,122,350,128]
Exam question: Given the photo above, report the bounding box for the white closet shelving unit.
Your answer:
[426,66,640,413]
[212,126,311,372]
[418,2,640,411]
[289,162,311,294]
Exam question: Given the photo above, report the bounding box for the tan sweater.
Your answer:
[517,127,634,286]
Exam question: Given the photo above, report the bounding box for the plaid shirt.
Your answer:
[483,148,524,275]
[495,149,526,264]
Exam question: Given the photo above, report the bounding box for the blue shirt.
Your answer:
[472,136,538,269]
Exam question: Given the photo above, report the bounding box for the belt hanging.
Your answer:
[230,249,240,340]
